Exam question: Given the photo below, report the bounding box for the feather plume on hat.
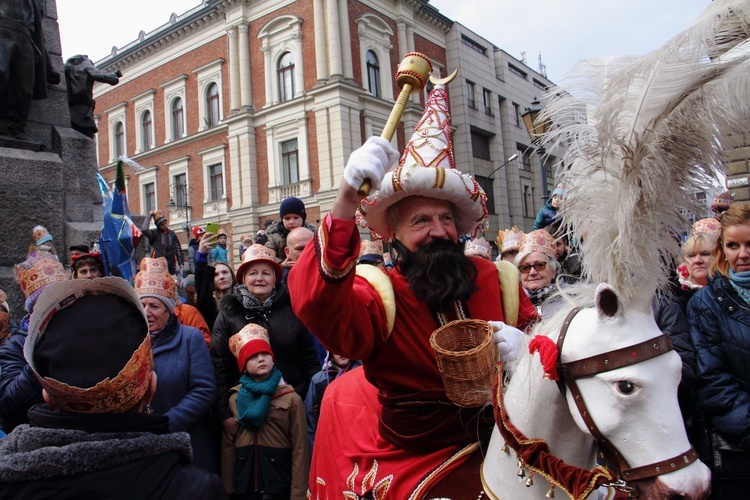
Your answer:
[539,0,750,307]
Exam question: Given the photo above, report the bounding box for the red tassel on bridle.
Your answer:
[529,336,559,381]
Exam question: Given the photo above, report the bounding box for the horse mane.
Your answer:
[539,0,750,308]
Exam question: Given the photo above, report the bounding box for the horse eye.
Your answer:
[616,381,635,394]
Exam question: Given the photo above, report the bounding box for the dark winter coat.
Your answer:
[141,219,183,275]
[264,221,316,262]
[0,322,43,432]
[229,383,309,499]
[532,198,559,230]
[687,274,750,450]
[0,405,226,499]
[151,317,218,472]
[653,292,696,426]
[210,285,320,421]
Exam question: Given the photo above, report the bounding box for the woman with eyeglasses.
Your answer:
[514,229,560,316]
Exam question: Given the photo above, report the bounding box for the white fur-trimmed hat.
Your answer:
[356,85,488,240]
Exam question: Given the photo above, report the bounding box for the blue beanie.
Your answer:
[279,197,306,222]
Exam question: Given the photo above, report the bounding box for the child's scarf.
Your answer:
[235,367,283,429]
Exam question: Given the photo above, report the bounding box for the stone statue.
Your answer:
[0,0,60,141]
[64,55,121,138]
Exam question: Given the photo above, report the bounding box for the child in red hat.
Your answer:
[226,324,309,498]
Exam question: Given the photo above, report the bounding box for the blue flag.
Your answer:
[99,161,140,283]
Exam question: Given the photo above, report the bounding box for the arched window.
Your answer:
[114,121,125,158]
[172,98,184,139]
[206,83,220,128]
[141,110,152,151]
[366,50,381,98]
[277,52,295,103]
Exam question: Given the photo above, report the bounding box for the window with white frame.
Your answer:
[143,182,156,213]
[193,59,224,131]
[132,89,155,154]
[173,173,187,207]
[281,139,299,184]
[206,83,220,128]
[356,14,394,101]
[140,110,153,151]
[208,164,223,201]
[366,50,381,98]
[161,74,188,142]
[172,98,184,140]
[258,16,304,107]
[114,121,125,158]
[106,102,127,162]
[277,52,295,103]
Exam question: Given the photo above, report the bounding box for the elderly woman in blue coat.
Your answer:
[135,257,218,473]
[687,202,750,498]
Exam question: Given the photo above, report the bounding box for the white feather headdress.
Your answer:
[540,0,750,308]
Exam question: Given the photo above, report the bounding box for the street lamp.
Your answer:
[480,153,519,194]
[167,185,192,233]
[521,97,551,201]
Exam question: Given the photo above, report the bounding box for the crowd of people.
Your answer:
[0,82,748,499]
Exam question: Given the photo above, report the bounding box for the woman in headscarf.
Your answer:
[134,257,218,473]
[209,244,319,484]
[687,202,750,497]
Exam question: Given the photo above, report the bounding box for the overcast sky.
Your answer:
[57,0,711,82]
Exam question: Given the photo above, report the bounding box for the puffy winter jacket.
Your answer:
[687,274,750,450]
[532,198,559,231]
[0,322,43,432]
[264,221,316,262]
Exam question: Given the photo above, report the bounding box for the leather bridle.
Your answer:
[555,307,699,487]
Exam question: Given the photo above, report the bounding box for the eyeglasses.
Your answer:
[519,262,547,274]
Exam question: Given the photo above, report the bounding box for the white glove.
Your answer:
[489,321,526,364]
[343,136,400,192]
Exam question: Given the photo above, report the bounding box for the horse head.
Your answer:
[558,283,710,499]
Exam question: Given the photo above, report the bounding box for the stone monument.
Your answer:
[0,0,104,320]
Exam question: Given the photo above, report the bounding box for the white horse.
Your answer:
[481,284,711,499]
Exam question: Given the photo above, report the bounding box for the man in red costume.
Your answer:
[289,82,538,498]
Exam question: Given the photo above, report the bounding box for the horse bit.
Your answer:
[555,307,699,494]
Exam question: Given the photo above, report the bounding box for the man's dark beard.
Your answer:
[393,239,478,313]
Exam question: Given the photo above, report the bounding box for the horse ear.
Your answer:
[595,283,620,318]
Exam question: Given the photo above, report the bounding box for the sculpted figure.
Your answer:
[64,54,120,138]
[0,0,59,141]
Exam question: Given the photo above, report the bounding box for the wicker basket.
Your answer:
[429,319,496,408]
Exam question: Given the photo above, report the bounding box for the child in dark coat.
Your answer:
[227,324,309,499]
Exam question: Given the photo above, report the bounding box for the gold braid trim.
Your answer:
[409,442,480,500]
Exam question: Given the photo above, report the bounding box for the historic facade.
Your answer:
[93,0,559,263]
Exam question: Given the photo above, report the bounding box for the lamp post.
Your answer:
[480,153,519,194]
[521,97,551,201]
[167,184,191,234]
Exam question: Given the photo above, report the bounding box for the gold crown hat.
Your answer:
[356,84,488,241]
[15,254,69,313]
[712,190,734,211]
[236,244,282,284]
[133,257,177,313]
[497,226,524,254]
[358,239,384,260]
[229,323,274,371]
[518,229,556,259]
[464,237,492,260]
[24,277,153,414]
[691,217,722,239]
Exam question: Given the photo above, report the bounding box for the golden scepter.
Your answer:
[357,52,458,196]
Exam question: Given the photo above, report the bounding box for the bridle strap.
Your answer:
[621,448,700,482]
[563,334,673,378]
[555,306,699,485]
